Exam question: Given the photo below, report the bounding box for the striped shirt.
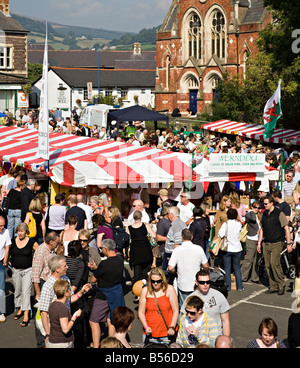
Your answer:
[39,275,72,313]
[282,181,296,198]
[31,243,56,284]
[176,312,219,348]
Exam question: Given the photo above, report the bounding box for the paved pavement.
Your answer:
[0,266,295,348]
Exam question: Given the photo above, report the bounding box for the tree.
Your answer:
[202,53,279,125]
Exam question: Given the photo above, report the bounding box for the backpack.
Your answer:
[27,212,37,238]
[105,223,130,250]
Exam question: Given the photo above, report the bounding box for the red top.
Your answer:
[145,288,173,338]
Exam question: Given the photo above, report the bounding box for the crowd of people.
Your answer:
[0,166,300,349]
[0,108,300,348]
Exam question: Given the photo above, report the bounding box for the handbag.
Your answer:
[239,223,248,243]
[147,228,161,259]
[209,223,228,255]
[1,195,9,214]
[153,291,176,343]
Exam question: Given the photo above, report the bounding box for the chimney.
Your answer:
[0,0,9,15]
[133,42,142,56]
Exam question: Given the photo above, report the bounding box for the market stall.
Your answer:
[0,126,193,186]
[201,120,300,145]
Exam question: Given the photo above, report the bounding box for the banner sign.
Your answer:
[17,92,29,108]
[209,154,266,173]
[87,82,93,100]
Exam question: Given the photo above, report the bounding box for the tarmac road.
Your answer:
[0,265,295,349]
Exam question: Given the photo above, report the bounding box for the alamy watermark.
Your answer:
[291,30,300,53]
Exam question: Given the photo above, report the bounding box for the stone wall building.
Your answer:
[0,0,28,113]
[155,0,271,116]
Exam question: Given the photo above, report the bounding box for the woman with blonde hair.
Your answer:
[24,197,46,245]
[107,205,123,228]
[229,191,246,222]
[138,267,178,346]
[293,180,300,207]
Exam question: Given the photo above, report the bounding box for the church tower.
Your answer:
[155,0,271,116]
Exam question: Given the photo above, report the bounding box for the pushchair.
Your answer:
[281,247,297,279]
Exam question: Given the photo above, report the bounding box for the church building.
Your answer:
[155,0,271,116]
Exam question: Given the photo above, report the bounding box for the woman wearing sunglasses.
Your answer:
[241,201,261,283]
[138,267,179,346]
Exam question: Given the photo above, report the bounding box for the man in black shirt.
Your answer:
[272,188,292,222]
[65,194,87,231]
[88,238,125,348]
[257,194,293,295]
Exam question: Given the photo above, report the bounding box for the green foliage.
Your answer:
[109,26,160,46]
[206,53,279,125]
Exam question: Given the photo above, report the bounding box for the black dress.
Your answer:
[128,223,153,282]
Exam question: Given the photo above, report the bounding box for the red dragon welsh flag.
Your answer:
[263,79,282,139]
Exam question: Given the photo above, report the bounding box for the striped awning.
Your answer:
[0,126,194,186]
[202,120,300,145]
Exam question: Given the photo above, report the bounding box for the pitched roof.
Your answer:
[28,49,156,69]
[241,0,266,24]
[49,67,155,88]
[0,12,28,33]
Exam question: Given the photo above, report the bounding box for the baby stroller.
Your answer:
[282,213,300,279]
[281,248,297,279]
[209,266,227,298]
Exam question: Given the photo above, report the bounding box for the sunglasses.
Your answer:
[197,280,210,285]
[185,309,196,316]
[253,206,260,209]
[150,279,163,284]
[79,239,88,243]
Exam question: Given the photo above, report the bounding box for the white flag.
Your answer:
[36,24,49,161]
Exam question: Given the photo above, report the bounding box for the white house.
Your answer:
[32,66,155,118]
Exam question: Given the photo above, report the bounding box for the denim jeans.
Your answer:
[0,263,6,314]
[7,209,22,239]
[223,251,243,290]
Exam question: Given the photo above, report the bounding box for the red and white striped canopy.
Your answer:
[0,126,279,187]
[202,120,300,145]
[0,126,194,186]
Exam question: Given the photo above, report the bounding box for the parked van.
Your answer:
[79,104,114,128]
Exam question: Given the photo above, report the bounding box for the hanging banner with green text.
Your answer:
[209,154,266,173]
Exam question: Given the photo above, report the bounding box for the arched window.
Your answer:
[188,13,202,60]
[211,10,225,59]
[166,55,170,90]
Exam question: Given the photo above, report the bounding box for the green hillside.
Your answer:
[11,13,158,51]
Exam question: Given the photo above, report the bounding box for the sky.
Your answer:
[10,0,172,33]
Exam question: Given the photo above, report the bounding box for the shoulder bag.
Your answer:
[209,222,228,255]
[239,223,248,243]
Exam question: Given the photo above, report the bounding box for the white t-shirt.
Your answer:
[0,228,11,260]
[169,241,208,292]
[180,287,230,334]
[177,201,195,223]
[77,203,93,229]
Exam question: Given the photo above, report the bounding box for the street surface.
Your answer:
[0,266,295,349]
